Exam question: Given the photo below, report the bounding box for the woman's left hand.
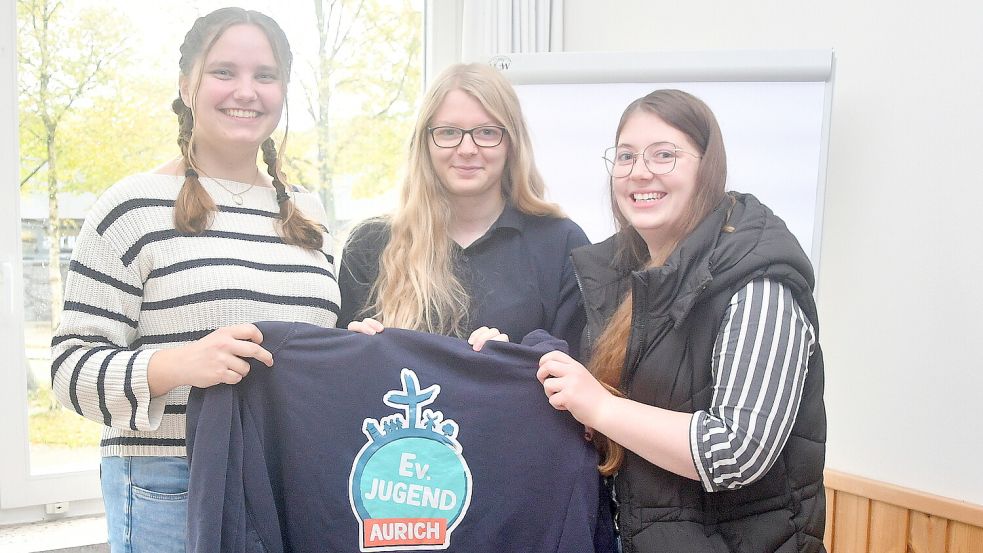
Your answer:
[468,326,508,351]
[537,350,612,427]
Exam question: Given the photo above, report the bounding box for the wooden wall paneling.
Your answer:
[825,470,983,528]
[824,487,836,552]
[867,500,907,553]
[909,511,948,553]
[947,521,983,553]
[832,492,870,553]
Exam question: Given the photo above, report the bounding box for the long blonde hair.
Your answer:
[366,63,562,335]
[590,89,728,475]
[172,7,322,249]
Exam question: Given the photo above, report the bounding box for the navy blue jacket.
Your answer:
[186,323,603,553]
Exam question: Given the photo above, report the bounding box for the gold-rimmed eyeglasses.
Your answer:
[602,141,701,177]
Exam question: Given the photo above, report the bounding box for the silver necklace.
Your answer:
[202,168,260,205]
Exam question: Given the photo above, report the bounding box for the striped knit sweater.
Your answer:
[51,173,341,457]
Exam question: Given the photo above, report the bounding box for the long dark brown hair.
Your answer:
[171,7,322,249]
[590,89,728,475]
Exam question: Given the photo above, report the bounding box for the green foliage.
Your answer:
[331,0,422,199]
[328,0,422,116]
[17,0,132,194]
[16,0,423,207]
[281,127,320,188]
[16,108,46,188]
[305,0,423,216]
[59,76,176,188]
[333,113,414,198]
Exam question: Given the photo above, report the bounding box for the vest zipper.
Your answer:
[617,471,636,552]
[617,276,646,552]
[573,268,592,351]
[621,276,647,389]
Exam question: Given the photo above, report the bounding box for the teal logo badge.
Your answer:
[349,368,473,550]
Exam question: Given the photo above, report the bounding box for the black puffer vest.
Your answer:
[573,193,826,553]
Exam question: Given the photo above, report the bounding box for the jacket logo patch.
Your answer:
[349,368,473,551]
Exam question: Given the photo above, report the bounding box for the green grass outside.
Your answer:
[28,386,101,448]
[25,320,101,449]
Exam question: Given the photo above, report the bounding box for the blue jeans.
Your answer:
[101,456,188,553]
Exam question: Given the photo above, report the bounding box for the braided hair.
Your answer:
[171,7,323,250]
[262,137,323,246]
[172,96,216,233]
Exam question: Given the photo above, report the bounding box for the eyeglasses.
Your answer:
[602,141,701,178]
[428,125,507,148]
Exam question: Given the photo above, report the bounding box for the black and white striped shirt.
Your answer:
[689,278,816,491]
[51,174,341,457]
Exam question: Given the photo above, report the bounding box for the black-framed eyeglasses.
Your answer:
[428,125,507,148]
[602,141,701,177]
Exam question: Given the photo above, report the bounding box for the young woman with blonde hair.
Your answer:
[51,8,340,551]
[537,89,826,552]
[339,63,590,353]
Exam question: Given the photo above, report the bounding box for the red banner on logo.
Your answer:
[364,518,447,547]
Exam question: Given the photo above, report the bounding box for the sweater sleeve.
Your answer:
[689,278,815,492]
[50,216,165,432]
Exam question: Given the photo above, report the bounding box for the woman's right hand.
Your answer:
[148,323,273,397]
[348,317,385,335]
[537,350,613,428]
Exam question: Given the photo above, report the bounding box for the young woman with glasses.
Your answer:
[338,63,591,355]
[50,8,340,551]
[536,89,826,552]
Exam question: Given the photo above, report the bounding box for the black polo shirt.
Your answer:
[337,205,590,356]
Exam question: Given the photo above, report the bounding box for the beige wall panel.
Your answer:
[867,500,907,553]
[947,521,983,553]
[832,492,869,553]
[824,488,836,551]
[909,512,948,553]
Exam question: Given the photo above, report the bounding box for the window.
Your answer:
[2,0,425,515]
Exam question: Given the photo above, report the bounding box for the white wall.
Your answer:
[562,0,983,504]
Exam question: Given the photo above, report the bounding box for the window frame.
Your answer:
[425,0,464,81]
[0,0,102,513]
[0,2,100,511]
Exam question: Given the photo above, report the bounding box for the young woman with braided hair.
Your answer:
[51,8,339,551]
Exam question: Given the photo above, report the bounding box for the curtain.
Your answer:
[460,0,564,62]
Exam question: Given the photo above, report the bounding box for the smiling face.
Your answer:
[612,109,702,254]
[427,89,510,205]
[182,24,284,157]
